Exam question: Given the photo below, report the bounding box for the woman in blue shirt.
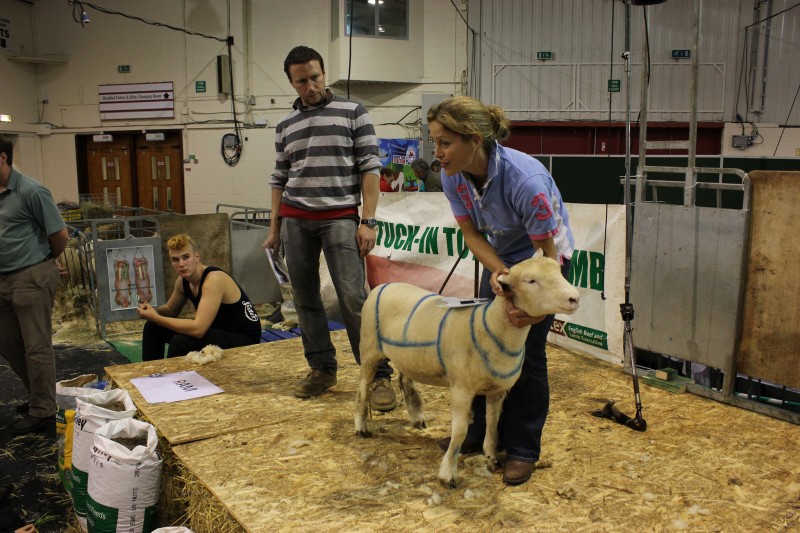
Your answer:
[428,96,574,485]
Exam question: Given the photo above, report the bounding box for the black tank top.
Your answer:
[183,266,261,339]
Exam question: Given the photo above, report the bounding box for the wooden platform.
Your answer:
[106,331,800,532]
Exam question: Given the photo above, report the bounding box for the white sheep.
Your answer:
[354,256,580,488]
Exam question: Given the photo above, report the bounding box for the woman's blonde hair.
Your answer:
[427,96,511,152]
[166,233,197,252]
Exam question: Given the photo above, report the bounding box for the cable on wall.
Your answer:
[772,82,800,156]
[346,0,354,99]
[67,1,243,165]
[606,0,617,159]
[68,1,227,42]
[222,37,243,166]
[733,2,800,123]
[448,0,477,96]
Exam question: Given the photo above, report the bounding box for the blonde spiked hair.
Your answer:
[166,234,197,252]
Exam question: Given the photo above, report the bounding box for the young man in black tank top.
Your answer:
[138,234,261,360]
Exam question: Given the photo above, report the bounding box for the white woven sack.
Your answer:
[71,389,137,531]
[280,298,298,322]
[151,528,195,533]
[87,418,162,533]
[55,374,103,494]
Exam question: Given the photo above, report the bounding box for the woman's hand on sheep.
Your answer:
[504,299,546,328]
[490,267,512,297]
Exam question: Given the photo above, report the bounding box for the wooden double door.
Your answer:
[83,131,185,213]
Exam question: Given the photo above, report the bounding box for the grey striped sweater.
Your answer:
[270,91,381,211]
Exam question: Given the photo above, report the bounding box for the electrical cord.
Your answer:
[347,0,354,99]
[449,0,477,96]
[773,81,800,156]
[69,1,241,165]
[69,1,226,42]
[734,3,799,123]
[449,0,476,33]
[222,37,242,166]
[606,1,617,159]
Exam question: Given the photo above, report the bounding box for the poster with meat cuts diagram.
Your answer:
[105,245,157,311]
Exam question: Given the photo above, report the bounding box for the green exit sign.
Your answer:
[536,51,554,61]
[671,49,691,59]
[117,65,131,73]
[196,80,206,93]
[608,79,621,93]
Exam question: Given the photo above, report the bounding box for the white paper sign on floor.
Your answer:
[130,370,223,404]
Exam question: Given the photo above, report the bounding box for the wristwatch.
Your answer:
[360,218,378,229]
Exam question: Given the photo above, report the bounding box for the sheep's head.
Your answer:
[498,256,580,317]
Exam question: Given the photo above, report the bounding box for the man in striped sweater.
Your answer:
[264,46,396,411]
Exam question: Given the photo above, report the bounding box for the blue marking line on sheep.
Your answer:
[435,308,454,374]
[372,283,523,380]
[374,284,438,351]
[469,306,525,380]
[480,304,522,357]
[374,283,390,352]
[402,293,438,338]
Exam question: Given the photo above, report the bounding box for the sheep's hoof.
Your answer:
[412,420,426,430]
[438,476,457,489]
[356,429,372,438]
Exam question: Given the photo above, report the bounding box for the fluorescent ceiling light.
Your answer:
[367,0,384,4]
[0,114,11,122]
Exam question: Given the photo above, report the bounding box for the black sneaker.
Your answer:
[293,370,337,398]
[11,414,55,435]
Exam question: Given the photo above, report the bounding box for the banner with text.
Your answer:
[370,193,625,364]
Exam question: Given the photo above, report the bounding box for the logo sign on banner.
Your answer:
[99,82,175,120]
[371,194,625,364]
[378,138,421,189]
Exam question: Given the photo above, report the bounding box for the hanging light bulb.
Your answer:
[80,10,90,24]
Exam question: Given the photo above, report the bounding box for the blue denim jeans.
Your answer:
[467,259,571,463]
[281,217,392,379]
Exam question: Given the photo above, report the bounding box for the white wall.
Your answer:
[469,0,800,125]
[0,0,467,213]
[0,0,39,124]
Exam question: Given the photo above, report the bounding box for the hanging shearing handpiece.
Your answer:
[591,303,647,432]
